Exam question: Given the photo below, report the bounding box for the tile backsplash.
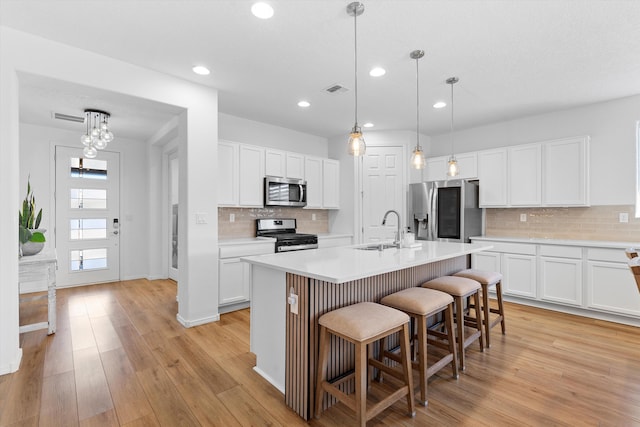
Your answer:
[218,207,329,239]
[485,205,640,242]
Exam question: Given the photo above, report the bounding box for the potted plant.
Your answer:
[19,177,46,256]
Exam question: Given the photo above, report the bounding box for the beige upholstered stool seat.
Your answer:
[315,302,415,426]
[422,276,484,371]
[380,288,458,406]
[319,301,409,341]
[454,268,506,348]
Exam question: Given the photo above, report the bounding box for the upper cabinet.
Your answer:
[424,152,477,182]
[220,141,338,209]
[476,136,589,208]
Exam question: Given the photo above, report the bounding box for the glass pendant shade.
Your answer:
[81,134,92,146]
[348,126,366,156]
[411,146,426,169]
[83,145,97,159]
[447,156,459,176]
[81,109,114,158]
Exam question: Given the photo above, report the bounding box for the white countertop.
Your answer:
[317,233,353,239]
[242,241,492,284]
[470,236,640,249]
[219,237,275,246]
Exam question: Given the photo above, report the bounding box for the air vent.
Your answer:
[52,112,85,123]
[324,84,349,94]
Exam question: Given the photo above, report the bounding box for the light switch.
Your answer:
[520,213,527,222]
[619,213,629,223]
[312,213,317,221]
[229,213,235,223]
[195,212,208,224]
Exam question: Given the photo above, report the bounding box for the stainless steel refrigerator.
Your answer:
[409,179,482,243]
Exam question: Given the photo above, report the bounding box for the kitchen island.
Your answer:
[242,240,492,420]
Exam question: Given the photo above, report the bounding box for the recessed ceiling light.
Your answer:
[297,100,310,108]
[363,122,374,128]
[251,2,274,19]
[433,101,447,109]
[192,66,210,75]
[369,67,386,77]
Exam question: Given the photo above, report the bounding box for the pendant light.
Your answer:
[446,77,459,176]
[346,2,366,156]
[410,50,426,169]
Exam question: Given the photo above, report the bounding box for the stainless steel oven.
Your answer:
[256,218,318,252]
[264,176,307,207]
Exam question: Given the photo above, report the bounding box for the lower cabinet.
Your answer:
[318,235,352,249]
[502,253,537,299]
[586,248,640,317]
[219,258,250,306]
[539,245,583,306]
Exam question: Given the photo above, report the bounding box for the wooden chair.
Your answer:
[379,287,458,406]
[454,268,506,348]
[422,276,484,371]
[315,302,415,426]
[628,257,640,294]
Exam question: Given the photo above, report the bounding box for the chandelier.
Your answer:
[81,109,114,158]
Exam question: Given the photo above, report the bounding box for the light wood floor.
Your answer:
[3,278,640,426]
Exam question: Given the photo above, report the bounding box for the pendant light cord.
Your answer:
[450,80,454,156]
[353,9,358,127]
[415,57,420,150]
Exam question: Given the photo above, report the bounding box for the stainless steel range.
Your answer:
[256,218,318,253]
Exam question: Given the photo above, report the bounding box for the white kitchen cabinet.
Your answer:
[502,253,537,299]
[322,159,340,209]
[477,148,508,207]
[454,152,478,180]
[425,156,448,182]
[471,250,501,273]
[304,156,323,208]
[239,144,265,207]
[426,152,478,182]
[508,143,541,206]
[219,258,250,306]
[539,245,583,306]
[286,153,305,179]
[265,149,286,177]
[218,141,239,206]
[542,136,589,206]
[586,248,640,317]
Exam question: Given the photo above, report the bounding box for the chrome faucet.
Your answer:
[382,210,402,247]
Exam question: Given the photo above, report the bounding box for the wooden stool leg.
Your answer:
[376,336,387,383]
[454,295,465,371]
[399,323,416,417]
[355,341,367,427]
[444,304,459,379]
[315,325,330,419]
[482,284,491,348]
[474,290,484,352]
[496,281,506,334]
[416,314,428,406]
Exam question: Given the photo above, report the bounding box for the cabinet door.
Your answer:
[542,136,589,206]
[218,141,239,206]
[502,253,537,298]
[477,149,508,207]
[471,251,501,272]
[265,149,286,177]
[239,145,265,207]
[286,153,305,179]
[455,152,478,180]
[587,260,640,317]
[322,159,340,209]
[219,258,250,305]
[540,257,583,306]
[425,156,448,182]
[304,157,323,209]
[509,143,541,206]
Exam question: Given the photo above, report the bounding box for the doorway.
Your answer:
[169,152,178,281]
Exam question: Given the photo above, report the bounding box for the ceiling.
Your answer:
[2,0,640,143]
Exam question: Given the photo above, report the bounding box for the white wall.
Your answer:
[19,123,151,280]
[428,95,640,205]
[219,113,328,157]
[0,26,219,374]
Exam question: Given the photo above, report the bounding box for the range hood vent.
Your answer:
[52,112,85,123]
[324,84,349,94]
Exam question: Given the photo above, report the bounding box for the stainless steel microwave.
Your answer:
[264,176,307,207]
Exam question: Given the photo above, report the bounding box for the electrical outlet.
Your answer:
[619,213,629,223]
[312,213,317,221]
[520,213,527,222]
[288,293,299,315]
[229,213,235,223]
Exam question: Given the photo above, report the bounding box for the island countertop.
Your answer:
[242,240,492,284]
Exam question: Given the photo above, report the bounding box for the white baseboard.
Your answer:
[0,347,22,376]
[253,366,285,394]
[176,312,220,328]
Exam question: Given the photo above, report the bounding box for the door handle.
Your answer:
[113,230,119,235]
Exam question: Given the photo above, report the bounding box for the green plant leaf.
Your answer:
[35,209,42,229]
[29,231,46,243]
[19,225,32,244]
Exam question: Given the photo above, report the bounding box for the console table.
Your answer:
[19,250,57,335]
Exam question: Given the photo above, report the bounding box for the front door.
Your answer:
[55,146,120,287]
[361,146,405,243]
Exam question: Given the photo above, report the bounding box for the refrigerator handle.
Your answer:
[429,186,437,240]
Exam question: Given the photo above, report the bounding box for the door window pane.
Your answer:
[70,189,107,209]
[70,157,107,179]
[70,248,107,271]
[70,219,107,240]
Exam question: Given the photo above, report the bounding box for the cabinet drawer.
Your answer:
[539,245,582,259]
[587,248,628,263]
[483,241,536,255]
[219,242,274,258]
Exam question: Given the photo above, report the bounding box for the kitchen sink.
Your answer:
[355,243,400,251]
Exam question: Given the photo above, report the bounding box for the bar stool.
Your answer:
[625,248,638,259]
[454,269,506,348]
[379,287,458,406]
[315,302,415,426]
[422,276,483,371]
